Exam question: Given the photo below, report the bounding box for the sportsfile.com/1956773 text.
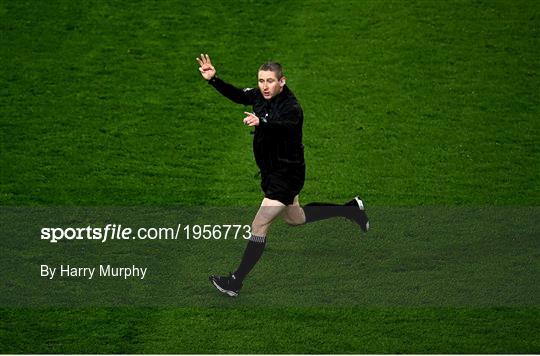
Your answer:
[40,224,252,243]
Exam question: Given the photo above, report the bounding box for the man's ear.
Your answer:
[280,76,287,87]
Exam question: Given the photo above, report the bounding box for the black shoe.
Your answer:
[209,273,243,297]
[345,196,370,232]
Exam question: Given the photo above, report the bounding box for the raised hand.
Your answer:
[196,53,216,80]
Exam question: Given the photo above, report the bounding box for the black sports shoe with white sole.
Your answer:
[209,273,243,297]
[345,196,370,232]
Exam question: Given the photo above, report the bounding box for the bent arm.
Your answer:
[259,104,302,129]
[208,76,257,106]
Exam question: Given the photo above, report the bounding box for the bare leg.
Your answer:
[282,195,306,226]
[251,197,288,236]
[231,197,287,283]
[283,195,369,232]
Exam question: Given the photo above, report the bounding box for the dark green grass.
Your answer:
[1,0,539,353]
[2,308,539,354]
[2,207,539,308]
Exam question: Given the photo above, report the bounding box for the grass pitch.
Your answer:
[1,0,539,353]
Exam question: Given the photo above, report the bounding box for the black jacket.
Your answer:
[208,76,305,174]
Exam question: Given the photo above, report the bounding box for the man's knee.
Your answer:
[283,208,306,226]
[286,220,303,227]
[283,215,303,226]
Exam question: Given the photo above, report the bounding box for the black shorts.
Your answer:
[261,164,305,205]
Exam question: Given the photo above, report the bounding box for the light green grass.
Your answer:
[1,0,538,205]
[0,0,539,353]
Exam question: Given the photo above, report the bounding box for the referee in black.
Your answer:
[196,54,369,297]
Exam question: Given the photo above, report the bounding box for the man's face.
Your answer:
[258,70,284,100]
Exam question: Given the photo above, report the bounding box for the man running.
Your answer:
[196,54,369,297]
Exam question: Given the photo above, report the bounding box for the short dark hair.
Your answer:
[259,62,283,79]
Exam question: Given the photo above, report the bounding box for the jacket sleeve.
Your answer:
[208,76,257,105]
[259,104,302,129]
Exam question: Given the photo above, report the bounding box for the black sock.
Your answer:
[303,202,350,223]
[233,234,266,282]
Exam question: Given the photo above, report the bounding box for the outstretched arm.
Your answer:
[196,54,256,106]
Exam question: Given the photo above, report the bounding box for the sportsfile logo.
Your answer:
[41,224,138,243]
[41,224,252,243]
